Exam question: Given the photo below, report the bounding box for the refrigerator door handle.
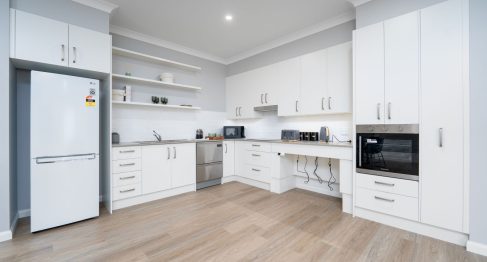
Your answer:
[35,153,96,164]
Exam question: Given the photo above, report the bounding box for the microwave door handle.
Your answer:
[358,136,362,167]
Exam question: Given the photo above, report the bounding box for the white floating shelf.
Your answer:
[112,47,202,71]
[112,101,201,110]
[112,74,202,91]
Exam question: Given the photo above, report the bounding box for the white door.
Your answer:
[225,77,239,119]
[300,49,327,115]
[327,42,352,114]
[31,156,99,232]
[171,143,196,188]
[223,141,235,177]
[31,71,99,157]
[141,145,171,194]
[384,11,419,124]
[354,22,385,124]
[68,25,111,73]
[420,0,465,232]
[277,58,301,116]
[14,10,68,67]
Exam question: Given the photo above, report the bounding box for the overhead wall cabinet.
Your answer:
[354,11,419,125]
[225,42,352,119]
[10,9,111,73]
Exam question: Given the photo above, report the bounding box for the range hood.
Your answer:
[254,105,278,112]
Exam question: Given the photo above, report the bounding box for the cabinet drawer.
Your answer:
[244,151,272,167]
[113,184,141,201]
[356,173,418,197]
[244,164,270,183]
[112,159,141,173]
[112,146,141,160]
[113,171,141,187]
[356,187,418,221]
[245,142,271,152]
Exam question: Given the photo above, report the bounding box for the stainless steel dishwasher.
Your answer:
[196,141,223,189]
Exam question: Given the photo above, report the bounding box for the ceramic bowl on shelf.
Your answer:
[160,97,168,104]
[151,96,160,104]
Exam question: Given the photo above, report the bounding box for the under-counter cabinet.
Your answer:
[112,146,142,201]
[10,9,110,73]
[355,11,419,125]
[223,141,235,177]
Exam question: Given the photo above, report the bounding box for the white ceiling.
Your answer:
[105,0,355,64]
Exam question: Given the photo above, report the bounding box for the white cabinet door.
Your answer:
[420,0,465,232]
[300,49,327,115]
[354,22,385,124]
[225,76,240,119]
[223,141,235,177]
[277,58,301,116]
[225,73,258,119]
[327,42,352,114]
[171,143,196,188]
[68,25,111,73]
[141,145,171,194]
[384,11,419,124]
[14,10,68,67]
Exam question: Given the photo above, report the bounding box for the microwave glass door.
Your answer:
[225,127,237,138]
[357,133,419,178]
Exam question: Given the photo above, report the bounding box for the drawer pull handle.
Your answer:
[119,163,135,167]
[252,168,261,172]
[120,188,135,193]
[374,181,395,187]
[251,154,261,157]
[252,144,261,147]
[120,176,136,180]
[374,196,395,203]
[120,150,135,153]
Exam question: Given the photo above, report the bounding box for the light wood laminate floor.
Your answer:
[0,182,485,262]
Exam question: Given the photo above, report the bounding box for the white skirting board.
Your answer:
[355,207,468,246]
[467,240,487,256]
[113,184,196,210]
[0,230,12,243]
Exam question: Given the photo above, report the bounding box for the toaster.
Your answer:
[281,130,300,141]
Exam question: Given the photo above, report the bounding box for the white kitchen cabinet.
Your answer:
[384,12,419,124]
[300,49,327,115]
[141,145,172,194]
[223,141,235,177]
[171,143,196,188]
[420,0,465,233]
[276,58,301,117]
[252,64,278,106]
[13,10,69,67]
[11,9,110,73]
[354,22,385,125]
[327,42,352,114]
[226,73,259,119]
[68,25,111,73]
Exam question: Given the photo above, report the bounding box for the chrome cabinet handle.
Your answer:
[261,94,264,104]
[375,196,395,203]
[225,143,228,153]
[439,128,443,147]
[238,107,242,116]
[235,107,238,117]
[358,136,362,167]
[167,147,170,159]
[295,100,299,112]
[252,168,261,172]
[265,93,268,104]
[328,97,332,110]
[321,97,325,110]
[120,188,135,193]
[374,181,395,187]
[72,46,77,63]
[377,103,381,120]
[388,102,392,120]
[173,147,176,159]
[251,154,261,157]
[119,163,135,167]
[120,176,136,180]
[61,44,65,61]
[120,150,135,153]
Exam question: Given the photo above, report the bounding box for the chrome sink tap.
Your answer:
[153,130,162,142]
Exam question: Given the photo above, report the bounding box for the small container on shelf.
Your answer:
[112,89,125,102]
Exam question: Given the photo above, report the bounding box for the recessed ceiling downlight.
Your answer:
[225,15,233,21]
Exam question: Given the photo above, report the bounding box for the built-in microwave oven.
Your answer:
[223,126,245,139]
[356,124,419,181]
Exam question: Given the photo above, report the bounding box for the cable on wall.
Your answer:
[313,157,324,184]
[327,158,337,191]
[297,155,310,184]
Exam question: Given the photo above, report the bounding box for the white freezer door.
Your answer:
[31,71,99,158]
[31,154,99,232]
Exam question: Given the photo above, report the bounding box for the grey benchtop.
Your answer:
[112,138,352,148]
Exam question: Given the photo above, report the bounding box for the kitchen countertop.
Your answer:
[112,138,352,148]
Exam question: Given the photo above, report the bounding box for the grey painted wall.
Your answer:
[227,20,355,76]
[469,0,487,245]
[112,34,227,112]
[10,0,109,33]
[9,62,17,227]
[16,71,30,212]
[1,0,11,233]
[355,0,446,28]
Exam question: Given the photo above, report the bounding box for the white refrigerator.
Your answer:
[31,71,100,232]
